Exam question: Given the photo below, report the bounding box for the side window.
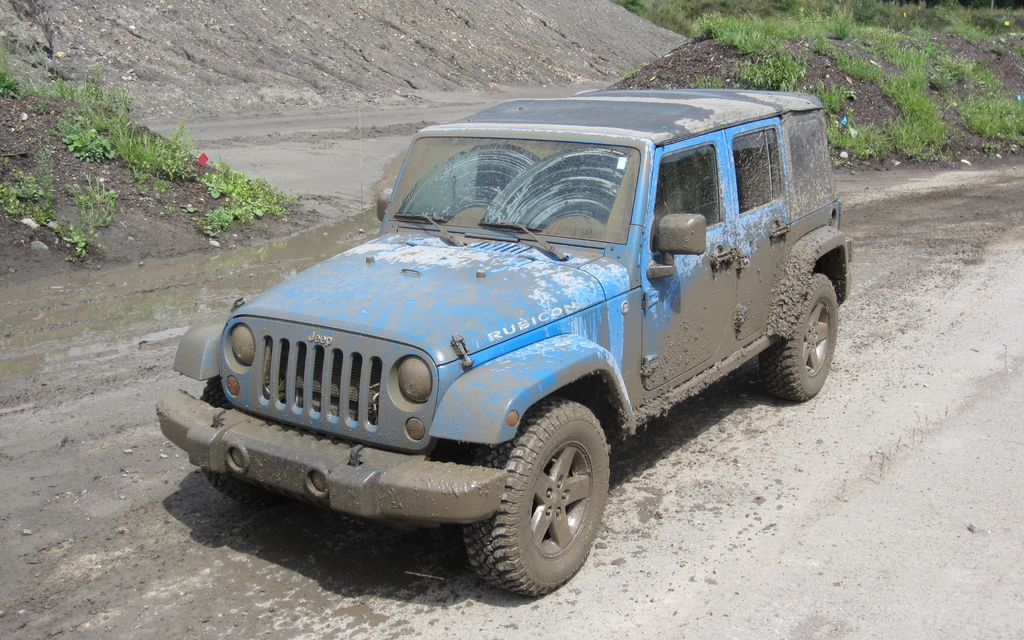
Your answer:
[654,144,721,227]
[783,111,836,217]
[733,128,783,214]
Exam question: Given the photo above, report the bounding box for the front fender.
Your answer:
[429,334,634,445]
[173,322,225,381]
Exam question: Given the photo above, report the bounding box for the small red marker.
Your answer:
[198,153,209,166]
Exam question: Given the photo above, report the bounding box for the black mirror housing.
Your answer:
[654,213,706,255]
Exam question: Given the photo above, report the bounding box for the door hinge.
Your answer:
[642,289,660,312]
[769,219,791,239]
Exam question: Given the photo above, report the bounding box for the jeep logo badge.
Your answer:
[307,330,332,346]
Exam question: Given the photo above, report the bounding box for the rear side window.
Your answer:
[654,144,721,226]
[733,128,783,214]
[783,110,836,217]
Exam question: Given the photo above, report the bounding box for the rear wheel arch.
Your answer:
[814,244,850,305]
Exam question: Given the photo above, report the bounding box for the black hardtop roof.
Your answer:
[426,89,823,146]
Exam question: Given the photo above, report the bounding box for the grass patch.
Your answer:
[737,44,806,91]
[0,151,56,225]
[827,117,890,161]
[961,95,1024,142]
[55,177,119,260]
[69,177,118,229]
[813,82,855,116]
[198,163,293,237]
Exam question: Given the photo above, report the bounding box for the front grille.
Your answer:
[260,337,383,426]
[227,319,436,452]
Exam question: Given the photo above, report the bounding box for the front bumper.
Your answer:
[156,391,506,525]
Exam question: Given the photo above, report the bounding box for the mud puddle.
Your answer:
[0,207,380,381]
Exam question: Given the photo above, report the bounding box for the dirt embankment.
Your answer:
[1,0,683,120]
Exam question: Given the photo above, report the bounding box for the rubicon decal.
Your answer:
[487,302,580,342]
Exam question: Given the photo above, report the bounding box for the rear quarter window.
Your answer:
[783,110,837,218]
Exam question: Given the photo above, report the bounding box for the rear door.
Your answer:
[726,120,790,343]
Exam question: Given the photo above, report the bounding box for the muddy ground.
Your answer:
[1,92,1023,638]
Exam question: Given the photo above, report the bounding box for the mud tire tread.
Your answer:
[760,273,838,402]
[199,376,232,409]
[462,397,608,597]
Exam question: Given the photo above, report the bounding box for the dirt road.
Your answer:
[1,98,1023,638]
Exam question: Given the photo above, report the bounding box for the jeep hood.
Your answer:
[234,236,630,365]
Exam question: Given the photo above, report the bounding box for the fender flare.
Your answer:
[428,334,635,445]
[173,322,225,380]
[767,226,849,339]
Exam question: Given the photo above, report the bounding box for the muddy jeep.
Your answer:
[157,89,850,596]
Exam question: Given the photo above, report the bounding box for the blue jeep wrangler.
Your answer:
[158,89,850,596]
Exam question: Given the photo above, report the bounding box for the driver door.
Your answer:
[640,133,737,391]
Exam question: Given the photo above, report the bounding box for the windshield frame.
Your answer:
[387,132,645,246]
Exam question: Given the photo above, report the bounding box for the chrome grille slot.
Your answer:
[261,336,273,400]
[294,342,308,408]
[348,353,363,422]
[329,349,344,417]
[276,339,290,404]
[368,357,382,426]
[311,346,325,413]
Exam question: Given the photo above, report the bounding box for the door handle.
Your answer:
[710,245,735,270]
[710,245,749,271]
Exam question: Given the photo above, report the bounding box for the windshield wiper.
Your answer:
[478,222,568,261]
[392,213,464,247]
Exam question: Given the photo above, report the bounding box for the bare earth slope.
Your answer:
[2,0,683,119]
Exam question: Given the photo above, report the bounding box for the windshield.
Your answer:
[392,137,641,244]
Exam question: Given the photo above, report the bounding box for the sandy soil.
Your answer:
[2,97,1024,638]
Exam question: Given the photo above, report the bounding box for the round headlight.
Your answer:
[230,324,255,366]
[398,356,432,403]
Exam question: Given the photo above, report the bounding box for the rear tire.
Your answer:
[463,397,609,596]
[760,273,838,401]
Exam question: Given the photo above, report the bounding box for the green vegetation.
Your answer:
[0,152,55,225]
[1,62,297,259]
[54,177,119,260]
[199,163,294,237]
[57,118,116,163]
[736,44,806,91]
[614,0,1024,161]
[0,39,20,99]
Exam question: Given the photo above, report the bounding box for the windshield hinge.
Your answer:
[451,334,474,369]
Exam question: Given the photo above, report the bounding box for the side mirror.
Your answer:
[653,213,706,255]
[376,188,393,221]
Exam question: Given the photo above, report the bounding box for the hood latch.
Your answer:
[451,334,474,369]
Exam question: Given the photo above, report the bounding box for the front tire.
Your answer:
[463,398,609,596]
[760,273,839,401]
[202,469,283,507]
